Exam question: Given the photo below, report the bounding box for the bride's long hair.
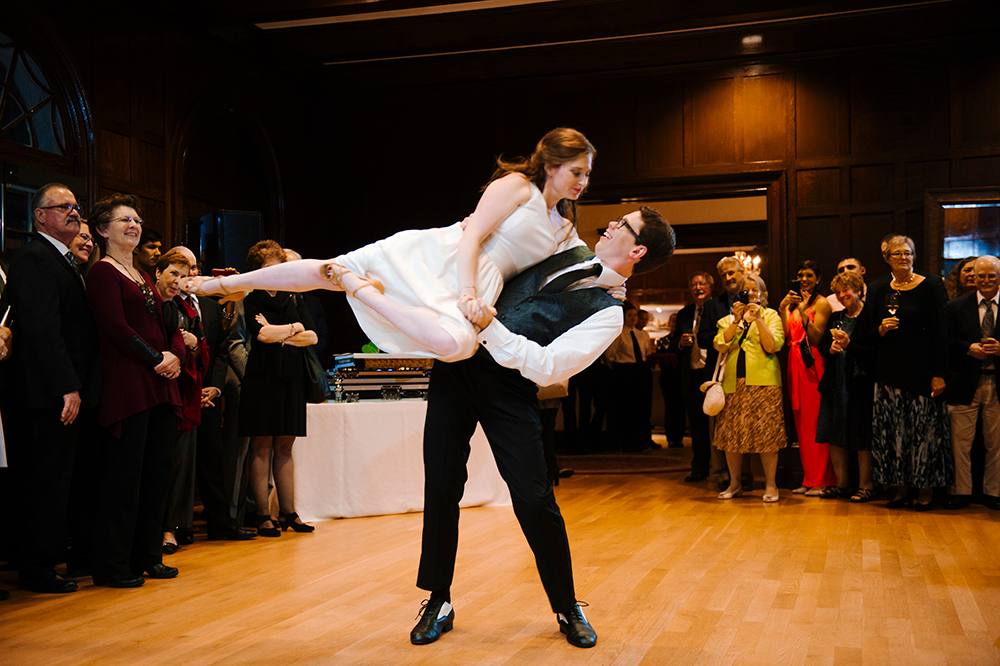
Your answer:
[485,127,596,228]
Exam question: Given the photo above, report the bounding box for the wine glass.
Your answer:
[885,291,899,317]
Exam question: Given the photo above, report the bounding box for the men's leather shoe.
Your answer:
[684,473,708,482]
[18,572,78,594]
[207,526,257,541]
[558,603,597,648]
[175,528,195,545]
[984,496,1000,510]
[944,495,971,510]
[410,598,454,645]
[557,468,575,479]
[0,588,9,600]
[143,563,179,579]
[93,573,145,588]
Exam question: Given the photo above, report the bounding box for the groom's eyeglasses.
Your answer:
[614,216,641,242]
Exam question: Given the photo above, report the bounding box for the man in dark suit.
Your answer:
[669,271,725,482]
[2,183,101,593]
[410,207,675,650]
[944,255,1000,510]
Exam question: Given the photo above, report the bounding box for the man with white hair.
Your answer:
[944,255,1000,510]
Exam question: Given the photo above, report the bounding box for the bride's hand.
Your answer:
[607,284,627,301]
[466,298,496,330]
[457,293,477,320]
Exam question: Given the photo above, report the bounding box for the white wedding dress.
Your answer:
[336,182,579,363]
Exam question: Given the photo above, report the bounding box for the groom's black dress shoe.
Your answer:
[558,603,597,648]
[18,571,78,594]
[141,563,179,579]
[410,598,454,645]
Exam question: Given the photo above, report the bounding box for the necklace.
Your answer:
[890,271,915,290]
[107,253,157,317]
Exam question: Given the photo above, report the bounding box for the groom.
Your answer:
[412,207,675,648]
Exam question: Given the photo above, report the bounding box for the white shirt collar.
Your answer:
[978,291,999,306]
[37,230,71,257]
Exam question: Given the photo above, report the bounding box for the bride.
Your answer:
[188,128,602,362]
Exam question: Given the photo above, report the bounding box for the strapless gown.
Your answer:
[336,183,575,363]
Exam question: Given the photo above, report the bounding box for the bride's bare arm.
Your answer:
[456,174,532,305]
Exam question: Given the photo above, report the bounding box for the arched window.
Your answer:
[0,30,69,156]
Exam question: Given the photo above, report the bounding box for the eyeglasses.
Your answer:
[889,251,913,258]
[614,216,641,242]
[112,216,144,226]
[76,233,93,243]
[38,203,82,215]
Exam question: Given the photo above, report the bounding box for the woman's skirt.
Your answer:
[870,382,952,487]
[714,379,788,454]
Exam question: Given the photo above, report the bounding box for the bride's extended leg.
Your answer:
[222,259,333,293]
[349,286,460,358]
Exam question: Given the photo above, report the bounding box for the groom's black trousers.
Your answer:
[416,348,576,612]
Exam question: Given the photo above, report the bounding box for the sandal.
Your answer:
[323,262,384,298]
[850,487,874,503]
[818,486,850,499]
[187,276,245,304]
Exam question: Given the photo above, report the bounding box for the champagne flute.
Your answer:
[885,291,899,317]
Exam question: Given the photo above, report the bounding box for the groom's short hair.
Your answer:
[633,206,675,275]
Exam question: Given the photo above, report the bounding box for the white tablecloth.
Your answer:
[292,400,511,521]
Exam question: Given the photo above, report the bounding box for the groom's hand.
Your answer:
[466,298,496,330]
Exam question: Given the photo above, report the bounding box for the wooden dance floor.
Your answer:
[3,456,1000,665]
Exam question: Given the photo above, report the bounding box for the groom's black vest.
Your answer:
[494,246,622,346]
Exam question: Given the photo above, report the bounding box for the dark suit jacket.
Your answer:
[2,234,100,410]
[199,296,232,391]
[668,299,725,396]
[945,292,997,405]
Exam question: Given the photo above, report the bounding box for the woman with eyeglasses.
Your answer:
[713,274,787,503]
[69,222,100,276]
[187,128,610,363]
[85,193,185,587]
[858,235,951,510]
[944,256,978,301]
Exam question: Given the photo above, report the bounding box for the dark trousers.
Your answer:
[563,361,612,453]
[6,407,79,579]
[660,364,686,445]
[93,404,176,577]
[196,387,250,531]
[164,426,197,531]
[417,352,576,612]
[682,368,713,476]
[67,407,102,572]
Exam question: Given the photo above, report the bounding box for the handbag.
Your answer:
[700,348,729,416]
[303,346,329,404]
[799,337,815,368]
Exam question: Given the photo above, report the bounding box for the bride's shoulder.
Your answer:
[483,172,533,203]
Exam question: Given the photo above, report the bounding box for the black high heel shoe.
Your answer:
[278,512,315,533]
[885,487,917,509]
[256,514,281,537]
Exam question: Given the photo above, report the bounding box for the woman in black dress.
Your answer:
[816,271,877,501]
[239,241,319,536]
[860,235,951,510]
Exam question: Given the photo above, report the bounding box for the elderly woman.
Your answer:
[714,274,786,502]
[239,240,319,536]
[778,260,837,495]
[816,272,877,501]
[86,194,184,587]
[860,235,951,509]
[944,256,978,301]
[153,251,208,554]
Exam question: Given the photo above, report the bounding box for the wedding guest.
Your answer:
[778,260,836,495]
[859,235,951,510]
[604,303,653,451]
[87,193,184,586]
[945,256,978,301]
[816,271,876,501]
[2,183,100,594]
[669,271,725,481]
[239,241,318,537]
[133,227,162,278]
[944,255,1000,510]
[713,274,786,502]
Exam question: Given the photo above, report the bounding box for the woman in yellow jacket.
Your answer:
[714,273,787,502]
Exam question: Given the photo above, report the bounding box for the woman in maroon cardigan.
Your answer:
[86,193,185,588]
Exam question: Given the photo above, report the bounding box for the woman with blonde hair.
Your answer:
[714,273,787,503]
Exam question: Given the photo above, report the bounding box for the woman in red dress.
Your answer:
[779,260,837,494]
